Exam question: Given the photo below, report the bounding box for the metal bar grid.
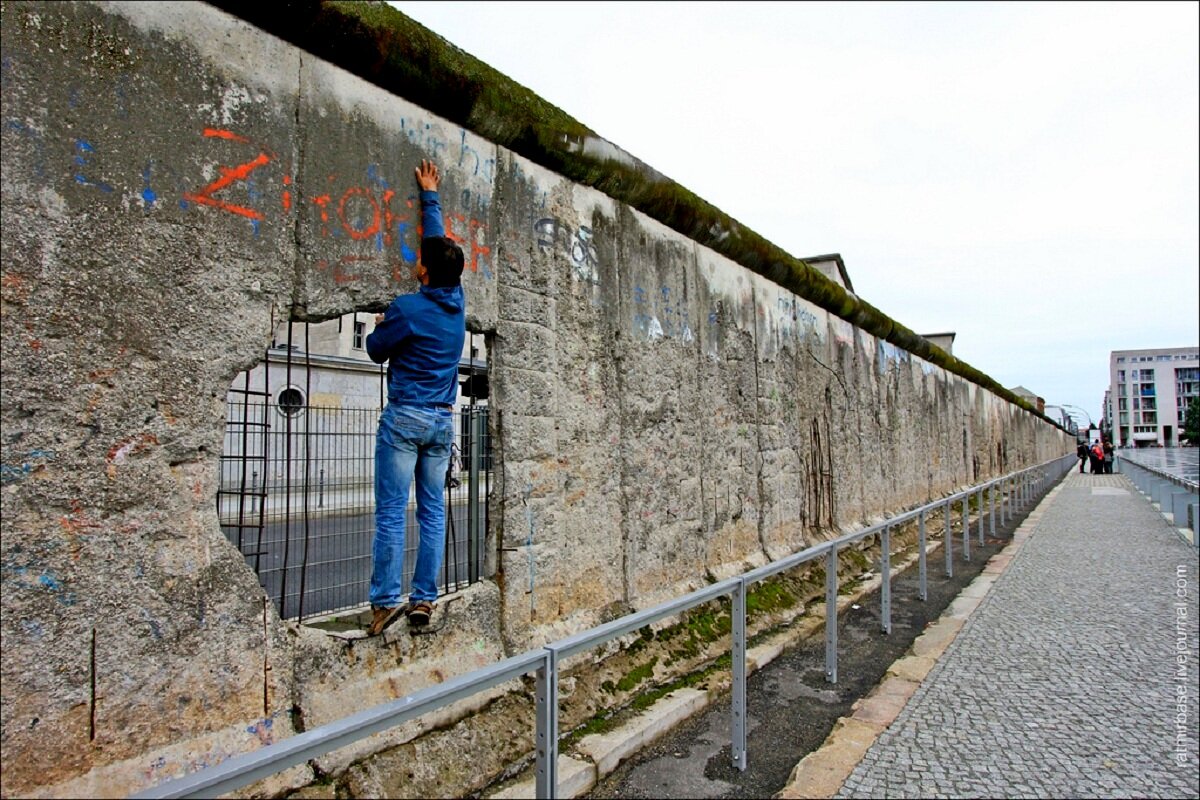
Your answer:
[219,399,493,620]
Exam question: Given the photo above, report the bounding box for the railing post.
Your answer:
[977,487,985,544]
[944,500,953,577]
[825,546,838,684]
[732,578,747,771]
[880,524,892,634]
[989,483,996,536]
[918,510,927,601]
[535,648,559,799]
[467,408,484,583]
[1002,476,1009,524]
[961,495,970,562]
[997,477,1004,526]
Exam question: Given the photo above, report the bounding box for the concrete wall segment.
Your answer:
[1,1,1073,796]
[206,0,1067,425]
[2,2,301,794]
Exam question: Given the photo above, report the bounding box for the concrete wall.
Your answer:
[0,2,1071,796]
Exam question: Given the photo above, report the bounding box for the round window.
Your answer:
[276,386,306,417]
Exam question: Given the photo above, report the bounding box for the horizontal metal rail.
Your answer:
[133,452,1076,799]
[1116,455,1199,546]
[129,650,547,799]
[1116,452,1200,491]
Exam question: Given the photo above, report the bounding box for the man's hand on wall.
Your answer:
[415,159,440,192]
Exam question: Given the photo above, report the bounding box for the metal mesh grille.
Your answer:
[219,397,490,621]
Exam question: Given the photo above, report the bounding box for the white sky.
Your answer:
[390,0,1199,426]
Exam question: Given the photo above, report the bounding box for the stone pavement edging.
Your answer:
[775,480,1067,799]
[484,540,941,799]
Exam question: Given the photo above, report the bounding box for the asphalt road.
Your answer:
[222,498,477,619]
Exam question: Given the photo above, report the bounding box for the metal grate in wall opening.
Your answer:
[218,325,492,621]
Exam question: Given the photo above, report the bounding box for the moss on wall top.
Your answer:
[208,0,1059,426]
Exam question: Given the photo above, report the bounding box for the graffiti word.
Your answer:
[632,284,692,343]
[768,295,823,345]
[2,102,496,282]
[534,218,600,283]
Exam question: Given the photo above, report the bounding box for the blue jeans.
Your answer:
[370,403,454,607]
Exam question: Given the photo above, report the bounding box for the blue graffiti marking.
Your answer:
[396,221,417,263]
[366,163,389,189]
[458,129,480,175]
[140,164,157,205]
[0,450,55,484]
[73,139,113,193]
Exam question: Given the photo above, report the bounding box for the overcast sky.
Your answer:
[390,0,1198,426]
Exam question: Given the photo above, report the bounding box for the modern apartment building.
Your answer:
[1108,347,1199,447]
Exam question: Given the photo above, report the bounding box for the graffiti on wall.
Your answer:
[631,283,694,343]
[0,64,497,282]
[534,217,601,284]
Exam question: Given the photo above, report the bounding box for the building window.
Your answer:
[276,386,306,418]
[353,321,366,350]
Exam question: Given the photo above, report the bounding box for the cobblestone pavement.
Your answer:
[837,472,1200,799]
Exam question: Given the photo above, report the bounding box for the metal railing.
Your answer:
[1116,453,1199,546]
[133,452,1076,799]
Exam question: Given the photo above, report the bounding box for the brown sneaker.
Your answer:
[407,600,435,628]
[368,605,404,636]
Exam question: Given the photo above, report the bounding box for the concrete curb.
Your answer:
[484,540,942,799]
[773,481,1067,799]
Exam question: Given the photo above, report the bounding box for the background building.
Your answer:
[1109,347,1199,447]
[1009,385,1046,414]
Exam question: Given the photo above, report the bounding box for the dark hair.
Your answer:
[421,236,465,288]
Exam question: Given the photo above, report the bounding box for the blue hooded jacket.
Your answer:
[365,190,466,407]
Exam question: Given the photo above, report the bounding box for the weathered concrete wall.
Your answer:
[0,2,1071,796]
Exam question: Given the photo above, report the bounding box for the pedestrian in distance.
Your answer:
[1102,439,1114,474]
[1076,440,1089,473]
[365,159,466,636]
[1090,441,1104,475]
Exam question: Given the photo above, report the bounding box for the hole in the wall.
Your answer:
[216,311,495,623]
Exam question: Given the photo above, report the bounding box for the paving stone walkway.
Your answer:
[837,471,1200,799]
